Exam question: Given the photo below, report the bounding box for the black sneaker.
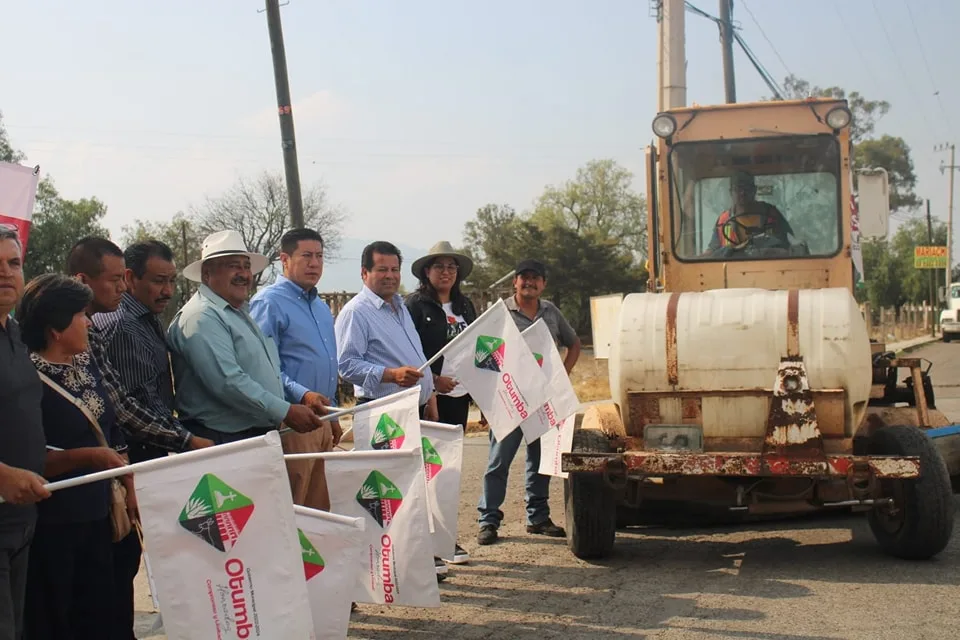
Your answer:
[526,518,566,537]
[477,524,498,545]
[435,556,448,583]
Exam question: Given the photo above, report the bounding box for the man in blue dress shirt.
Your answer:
[250,228,341,511]
[335,241,438,421]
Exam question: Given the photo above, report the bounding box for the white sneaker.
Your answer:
[443,543,470,565]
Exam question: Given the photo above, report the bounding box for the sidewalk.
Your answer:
[885,332,941,353]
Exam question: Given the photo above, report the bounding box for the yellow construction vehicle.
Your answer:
[561,97,956,561]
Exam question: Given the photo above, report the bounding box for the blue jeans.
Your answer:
[477,427,551,528]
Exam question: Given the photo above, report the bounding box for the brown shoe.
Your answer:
[526,519,566,537]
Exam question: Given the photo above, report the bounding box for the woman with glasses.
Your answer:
[406,241,477,566]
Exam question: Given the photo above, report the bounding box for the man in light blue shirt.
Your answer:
[167,230,330,444]
[335,241,438,421]
[250,228,340,510]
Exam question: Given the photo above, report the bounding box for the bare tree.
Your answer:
[190,171,347,287]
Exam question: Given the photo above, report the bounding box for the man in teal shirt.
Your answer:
[167,230,330,443]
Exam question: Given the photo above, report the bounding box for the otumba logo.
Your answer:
[297,529,326,581]
[356,470,404,528]
[421,437,443,482]
[532,352,544,367]
[178,474,254,552]
[371,414,406,450]
[474,335,506,372]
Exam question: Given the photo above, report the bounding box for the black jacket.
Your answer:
[405,291,478,376]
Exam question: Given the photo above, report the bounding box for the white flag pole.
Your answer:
[0,432,280,504]
[420,420,464,431]
[284,448,422,462]
[416,297,507,373]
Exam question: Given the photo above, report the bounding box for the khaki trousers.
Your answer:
[281,429,332,511]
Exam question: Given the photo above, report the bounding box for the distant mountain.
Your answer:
[317,237,429,293]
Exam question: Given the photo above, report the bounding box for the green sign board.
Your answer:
[914,246,948,269]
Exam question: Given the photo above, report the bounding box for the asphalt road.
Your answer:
[135,338,960,640]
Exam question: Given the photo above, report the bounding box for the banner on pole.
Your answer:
[0,161,40,253]
[538,413,577,478]
[135,432,314,639]
[520,319,580,437]
[438,298,550,442]
[322,449,440,607]
[294,507,366,640]
[348,387,422,452]
[419,421,463,560]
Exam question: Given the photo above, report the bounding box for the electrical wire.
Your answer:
[738,0,793,78]
[901,0,955,138]
[869,0,938,140]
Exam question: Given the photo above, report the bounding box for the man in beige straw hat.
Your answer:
[168,230,331,444]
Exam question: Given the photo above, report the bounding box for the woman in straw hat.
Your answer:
[405,241,477,565]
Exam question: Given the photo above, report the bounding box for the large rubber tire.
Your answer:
[866,425,955,560]
[564,430,617,560]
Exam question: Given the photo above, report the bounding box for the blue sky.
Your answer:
[2,0,958,289]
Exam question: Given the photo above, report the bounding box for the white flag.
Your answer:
[134,432,314,640]
[420,421,464,560]
[538,413,578,478]
[294,507,366,640]
[322,449,440,607]
[520,318,580,438]
[349,387,422,452]
[439,298,550,442]
[0,161,40,253]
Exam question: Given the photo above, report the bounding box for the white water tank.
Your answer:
[609,288,872,439]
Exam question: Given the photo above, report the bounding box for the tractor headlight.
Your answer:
[825,106,852,130]
[652,113,678,138]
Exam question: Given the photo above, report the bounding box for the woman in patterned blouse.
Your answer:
[15,273,132,640]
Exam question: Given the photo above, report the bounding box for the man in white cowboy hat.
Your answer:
[167,230,331,444]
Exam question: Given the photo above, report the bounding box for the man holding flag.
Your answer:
[476,259,581,546]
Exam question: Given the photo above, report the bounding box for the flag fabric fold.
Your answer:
[348,386,423,452]
[433,298,550,442]
[319,449,440,607]
[419,421,464,560]
[294,507,367,640]
[0,161,39,253]
[520,318,580,436]
[134,432,314,639]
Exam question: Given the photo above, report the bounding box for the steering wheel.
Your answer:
[719,212,779,248]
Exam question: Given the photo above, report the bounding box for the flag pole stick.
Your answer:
[0,432,280,503]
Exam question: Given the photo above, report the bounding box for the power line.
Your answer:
[831,2,884,90]
[901,0,955,138]
[869,0,938,139]
[738,0,792,78]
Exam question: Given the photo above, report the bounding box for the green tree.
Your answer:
[860,218,947,311]
[462,161,649,335]
[854,136,922,212]
[778,74,890,144]
[0,111,25,164]
[529,159,647,265]
[24,178,111,280]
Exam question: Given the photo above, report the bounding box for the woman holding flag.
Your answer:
[406,241,477,566]
[16,274,133,639]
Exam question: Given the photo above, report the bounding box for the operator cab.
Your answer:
[669,135,841,263]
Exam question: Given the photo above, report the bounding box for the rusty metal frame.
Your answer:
[560,451,920,479]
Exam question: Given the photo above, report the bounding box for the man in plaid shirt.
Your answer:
[68,237,213,640]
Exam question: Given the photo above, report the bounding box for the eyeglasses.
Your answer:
[430,263,459,273]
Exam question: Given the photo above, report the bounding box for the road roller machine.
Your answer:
[561,97,957,561]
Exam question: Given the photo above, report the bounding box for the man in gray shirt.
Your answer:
[476,259,581,545]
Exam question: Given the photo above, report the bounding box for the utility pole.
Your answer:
[660,0,687,110]
[927,199,936,336]
[719,0,736,103]
[264,0,305,228]
[936,143,957,298]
